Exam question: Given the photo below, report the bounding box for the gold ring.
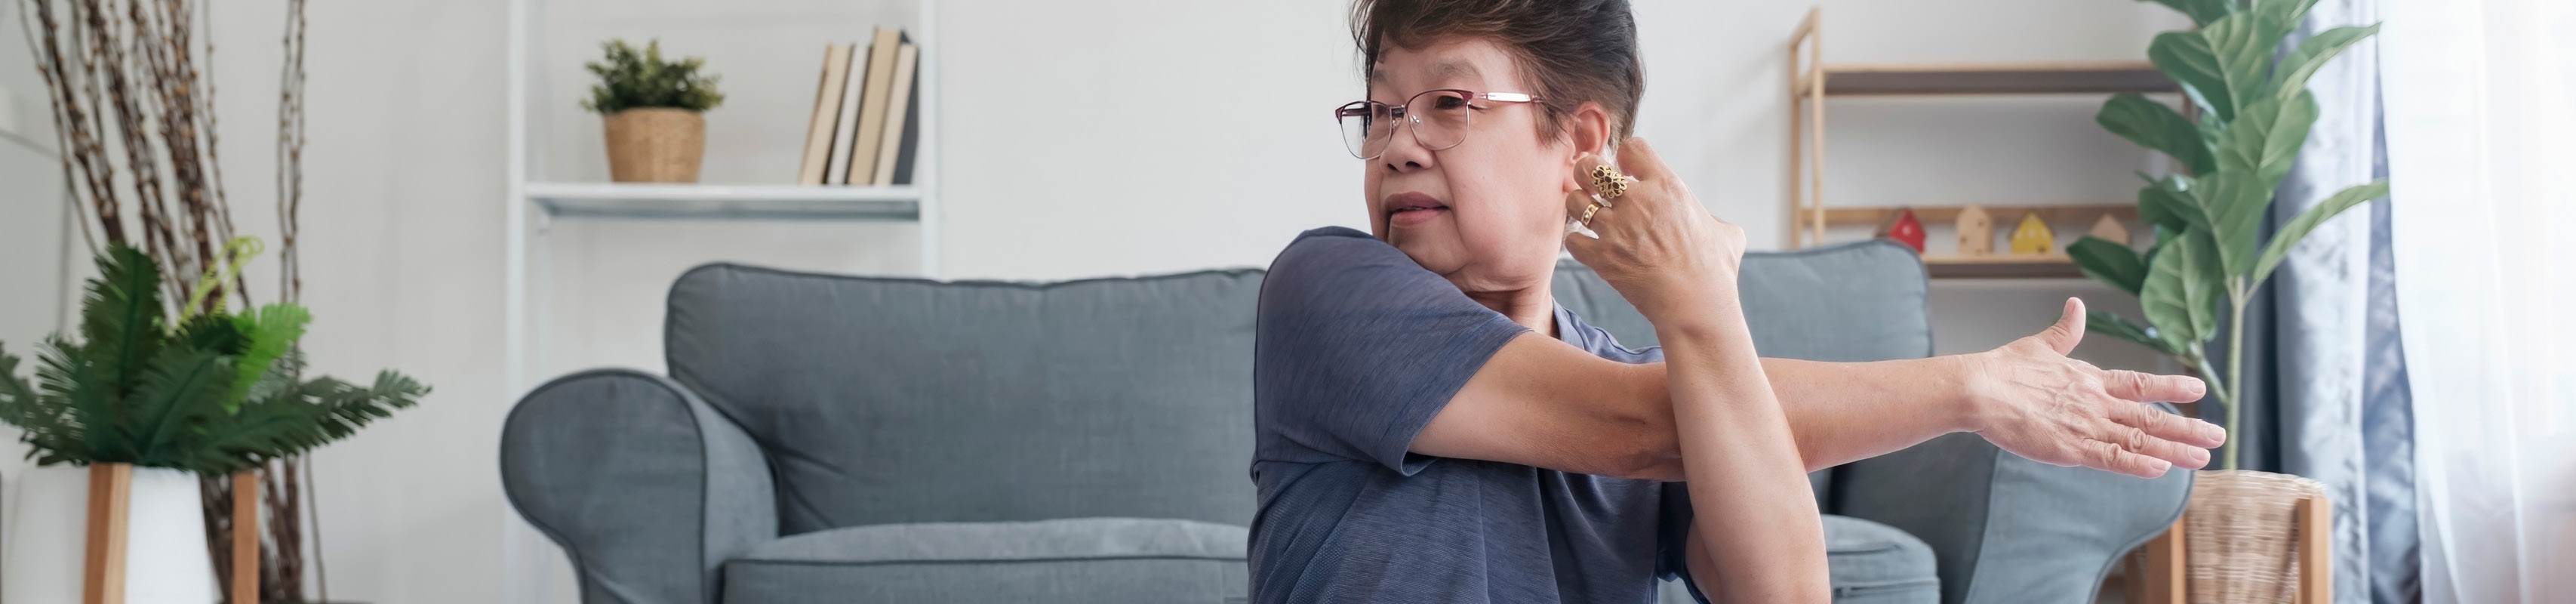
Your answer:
[1580,202,1602,226]
[1590,164,1636,199]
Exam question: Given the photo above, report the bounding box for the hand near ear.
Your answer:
[1559,137,1748,328]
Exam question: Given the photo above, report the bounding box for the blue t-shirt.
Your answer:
[1248,226,1699,603]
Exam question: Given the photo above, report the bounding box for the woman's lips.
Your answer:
[1385,193,1449,229]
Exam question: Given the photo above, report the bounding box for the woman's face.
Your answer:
[1364,37,1597,293]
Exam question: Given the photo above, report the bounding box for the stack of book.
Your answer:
[797,27,921,186]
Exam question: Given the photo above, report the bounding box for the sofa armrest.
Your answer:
[1830,427,2191,604]
[501,369,779,604]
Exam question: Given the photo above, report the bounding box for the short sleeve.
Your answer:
[1253,227,1530,474]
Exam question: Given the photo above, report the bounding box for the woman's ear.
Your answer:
[1560,101,1613,193]
[1566,101,1612,160]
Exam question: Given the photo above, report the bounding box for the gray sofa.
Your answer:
[500,239,2189,604]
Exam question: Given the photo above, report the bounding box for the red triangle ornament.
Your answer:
[1876,208,1926,254]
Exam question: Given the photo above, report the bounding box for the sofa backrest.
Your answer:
[665,265,1266,535]
[663,239,1929,535]
[1551,239,1933,362]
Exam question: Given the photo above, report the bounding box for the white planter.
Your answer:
[5,464,218,604]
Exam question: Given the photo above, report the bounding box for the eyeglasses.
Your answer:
[1335,89,1543,159]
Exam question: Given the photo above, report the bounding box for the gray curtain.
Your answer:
[2213,1,2419,602]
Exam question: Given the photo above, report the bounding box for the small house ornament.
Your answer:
[1956,205,1994,255]
[2009,211,2055,255]
[2088,214,2130,245]
[1877,208,1927,254]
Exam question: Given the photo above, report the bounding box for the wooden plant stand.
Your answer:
[2125,496,2332,604]
[78,465,260,604]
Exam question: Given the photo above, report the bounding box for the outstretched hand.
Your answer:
[1966,298,2227,478]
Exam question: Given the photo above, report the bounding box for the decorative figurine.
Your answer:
[1956,205,1993,255]
[2088,214,2130,245]
[2009,211,2055,255]
[1876,208,1926,254]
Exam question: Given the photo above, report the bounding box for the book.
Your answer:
[796,44,854,186]
[869,42,919,186]
[823,39,872,185]
[885,73,921,185]
[844,27,905,186]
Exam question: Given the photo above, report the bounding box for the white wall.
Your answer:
[3,2,516,602]
[0,1,2190,602]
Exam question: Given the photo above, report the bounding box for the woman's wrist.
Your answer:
[1639,292,1743,341]
[1946,352,2001,435]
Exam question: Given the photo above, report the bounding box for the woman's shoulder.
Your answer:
[1267,226,1403,277]
[1260,226,1441,308]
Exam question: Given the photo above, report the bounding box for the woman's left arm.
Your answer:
[1629,303,2224,480]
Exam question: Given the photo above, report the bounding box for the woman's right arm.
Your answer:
[1562,140,1827,602]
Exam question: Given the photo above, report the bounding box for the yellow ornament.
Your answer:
[2008,211,2055,254]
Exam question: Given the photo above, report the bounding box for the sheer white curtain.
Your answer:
[2381,0,2576,602]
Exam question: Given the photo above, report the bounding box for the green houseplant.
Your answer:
[2068,0,2387,472]
[0,242,423,603]
[583,39,725,183]
[19,1,364,599]
[0,244,426,474]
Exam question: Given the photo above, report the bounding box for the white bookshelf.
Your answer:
[527,183,922,220]
[500,2,940,603]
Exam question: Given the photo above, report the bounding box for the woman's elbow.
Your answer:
[1601,412,1686,480]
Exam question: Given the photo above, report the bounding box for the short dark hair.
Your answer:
[1352,0,1644,145]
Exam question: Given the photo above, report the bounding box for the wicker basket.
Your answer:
[2185,470,2328,603]
[602,107,704,183]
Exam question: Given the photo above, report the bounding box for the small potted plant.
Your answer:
[583,39,725,183]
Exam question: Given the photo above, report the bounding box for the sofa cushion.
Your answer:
[720,517,1248,604]
[1822,515,1941,603]
[1656,515,1938,603]
[664,265,1264,534]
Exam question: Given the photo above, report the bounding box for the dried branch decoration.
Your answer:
[20,0,238,314]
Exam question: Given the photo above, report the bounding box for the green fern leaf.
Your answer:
[125,345,235,467]
[0,341,77,464]
[78,245,168,402]
[37,335,120,462]
[227,304,310,410]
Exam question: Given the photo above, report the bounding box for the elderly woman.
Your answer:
[1247,1,2230,602]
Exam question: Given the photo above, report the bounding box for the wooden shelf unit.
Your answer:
[1817,204,2136,227]
[1784,7,2161,279]
[1797,61,2177,97]
[1922,254,2085,279]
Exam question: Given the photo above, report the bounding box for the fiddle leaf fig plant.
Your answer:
[2067,0,2387,470]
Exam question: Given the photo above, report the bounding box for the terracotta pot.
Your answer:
[602,107,705,183]
[3,464,218,603]
[2184,469,2326,603]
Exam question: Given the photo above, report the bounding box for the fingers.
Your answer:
[2101,369,2207,404]
[2102,393,2229,448]
[2097,418,2212,471]
[1614,137,1677,183]
[2037,297,2086,355]
[1573,154,1618,200]
[2075,437,2174,479]
[1563,186,1599,224]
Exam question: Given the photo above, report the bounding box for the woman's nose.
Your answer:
[1379,117,1437,172]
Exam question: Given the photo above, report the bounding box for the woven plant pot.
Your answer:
[602,107,704,183]
[2185,470,2327,602]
